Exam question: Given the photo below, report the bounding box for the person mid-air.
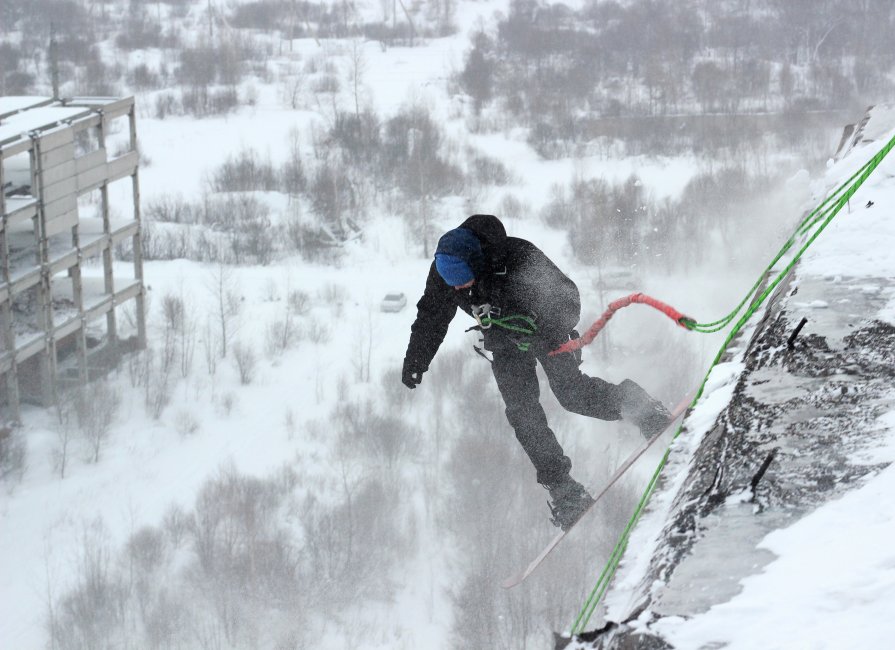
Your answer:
[402,214,671,530]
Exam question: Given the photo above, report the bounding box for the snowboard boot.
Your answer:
[546,476,595,531]
[618,379,673,440]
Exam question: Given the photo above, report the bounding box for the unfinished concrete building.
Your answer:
[1,96,146,423]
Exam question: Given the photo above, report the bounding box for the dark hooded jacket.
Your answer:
[404,214,580,373]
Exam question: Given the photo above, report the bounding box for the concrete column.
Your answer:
[0,156,21,420]
[130,104,147,350]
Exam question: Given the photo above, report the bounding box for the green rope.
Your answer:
[684,154,879,334]
[571,130,895,637]
[481,314,538,335]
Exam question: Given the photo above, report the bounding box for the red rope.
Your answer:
[549,293,694,357]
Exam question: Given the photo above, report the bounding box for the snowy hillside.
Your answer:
[561,107,895,649]
[2,1,892,649]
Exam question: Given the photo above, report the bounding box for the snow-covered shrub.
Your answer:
[126,348,150,389]
[127,526,165,576]
[381,106,464,197]
[80,50,121,96]
[283,408,297,439]
[318,282,347,307]
[144,352,172,420]
[265,315,298,357]
[427,348,473,400]
[335,399,419,472]
[263,278,279,303]
[144,194,198,225]
[283,215,343,262]
[471,152,514,186]
[218,391,238,416]
[162,503,192,550]
[280,139,307,197]
[210,148,279,193]
[307,158,360,240]
[153,92,180,120]
[310,73,340,94]
[329,110,382,166]
[76,382,121,463]
[232,342,257,385]
[187,467,300,637]
[161,293,184,333]
[181,86,240,117]
[127,63,162,91]
[499,192,527,220]
[142,589,191,649]
[287,289,311,315]
[174,409,200,436]
[380,367,411,412]
[48,519,126,650]
[48,460,410,647]
[304,317,331,344]
[300,476,411,605]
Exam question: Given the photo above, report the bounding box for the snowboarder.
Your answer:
[401,214,671,530]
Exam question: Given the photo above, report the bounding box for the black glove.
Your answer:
[402,361,424,389]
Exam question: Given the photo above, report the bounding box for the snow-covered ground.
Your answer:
[1,1,881,649]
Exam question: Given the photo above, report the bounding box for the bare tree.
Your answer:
[347,39,366,118]
[265,310,298,357]
[161,292,183,373]
[145,351,172,420]
[281,128,306,198]
[206,263,242,358]
[52,392,77,479]
[202,317,219,379]
[49,518,126,646]
[179,302,197,380]
[77,382,121,463]
[282,70,304,110]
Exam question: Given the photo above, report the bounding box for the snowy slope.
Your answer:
[565,107,895,649]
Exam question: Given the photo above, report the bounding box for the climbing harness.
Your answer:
[481,313,538,336]
[471,303,493,329]
[569,127,895,637]
[467,308,539,354]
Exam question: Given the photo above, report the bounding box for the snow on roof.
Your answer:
[0,105,90,146]
[0,96,53,119]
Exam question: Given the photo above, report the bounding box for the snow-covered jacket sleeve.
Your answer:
[404,262,458,373]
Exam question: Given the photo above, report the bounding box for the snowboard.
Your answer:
[501,394,695,589]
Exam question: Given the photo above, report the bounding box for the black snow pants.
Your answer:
[490,341,624,487]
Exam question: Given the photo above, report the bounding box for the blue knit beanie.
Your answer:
[434,227,483,286]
